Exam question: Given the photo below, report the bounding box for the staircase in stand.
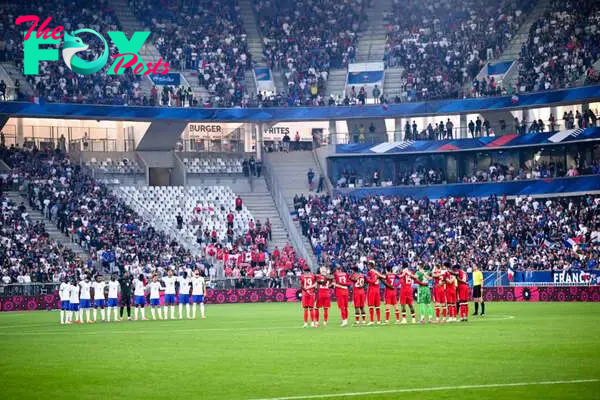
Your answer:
[355,0,393,62]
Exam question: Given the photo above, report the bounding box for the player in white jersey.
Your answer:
[133,274,147,321]
[191,270,207,319]
[148,275,163,320]
[59,278,71,324]
[79,276,93,323]
[69,277,81,324]
[177,272,191,319]
[92,275,106,322]
[162,269,177,320]
[106,275,120,322]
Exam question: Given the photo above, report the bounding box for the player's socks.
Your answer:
[323,308,328,323]
[113,307,119,321]
[142,308,147,320]
[427,304,434,320]
[134,307,139,320]
[473,302,479,315]
[395,309,400,321]
[419,304,425,319]
[369,308,374,322]
[435,306,440,319]
[170,305,175,319]
[158,308,163,319]
[481,302,485,315]
[200,303,205,318]
[163,306,168,319]
[192,305,197,319]
[376,308,381,322]
[151,308,156,320]
[186,303,191,319]
[442,307,447,320]
[92,308,97,321]
[60,310,65,324]
[101,308,106,321]
[315,309,320,322]
[304,309,309,324]
[355,313,360,323]
[385,309,390,322]
[411,312,416,323]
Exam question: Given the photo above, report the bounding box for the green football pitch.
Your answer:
[0,302,599,400]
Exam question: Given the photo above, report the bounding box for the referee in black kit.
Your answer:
[119,271,134,320]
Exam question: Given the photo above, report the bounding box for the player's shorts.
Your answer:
[458,285,469,302]
[472,285,482,298]
[384,291,397,305]
[80,299,90,309]
[134,295,146,306]
[434,286,446,303]
[192,295,204,304]
[353,290,366,308]
[417,288,431,304]
[336,292,348,309]
[94,299,105,308]
[179,294,190,304]
[61,301,70,310]
[70,303,79,311]
[367,288,380,307]
[164,294,176,305]
[445,288,457,304]
[107,298,118,307]
[316,295,330,308]
[301,293,315,308]
[150,298,160,307]
[399,288,413,305]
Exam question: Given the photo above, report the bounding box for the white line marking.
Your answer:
[249,379,599,400]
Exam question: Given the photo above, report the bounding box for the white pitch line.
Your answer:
[249,379,599,400]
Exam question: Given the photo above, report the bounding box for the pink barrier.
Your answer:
[1,286,599,311]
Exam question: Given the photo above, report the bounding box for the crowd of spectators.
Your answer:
[253,0,367,105]
[297,193,600,272]
[0,193,95,284]
[130,0,250,107]
[1,0,144,105]
[517,0,600,93]
[1,146,305,284]
[384,0,533,101]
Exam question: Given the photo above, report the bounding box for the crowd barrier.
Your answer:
[1,286,599,312]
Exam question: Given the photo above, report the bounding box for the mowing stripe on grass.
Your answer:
[249,379,599,400]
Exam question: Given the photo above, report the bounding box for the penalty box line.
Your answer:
[249,379,599,400]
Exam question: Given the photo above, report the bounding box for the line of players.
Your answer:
[299,261,470,327]
[57,269,207,324]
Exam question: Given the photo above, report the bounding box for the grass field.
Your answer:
[0,302,599,400]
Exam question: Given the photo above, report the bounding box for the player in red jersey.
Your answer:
[333,266,351,327]
[398,266,426,324]
[366,261,385,325]
[315,267,332,327]
[432,264,447,323]
[453,264,470,321]
[349,266,367,325]
[445,267,458,322]
[383,266,400,324]
[299,267,317,328]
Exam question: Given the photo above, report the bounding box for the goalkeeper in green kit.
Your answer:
[416,263,434,323]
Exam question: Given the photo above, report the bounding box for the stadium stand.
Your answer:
[253,0,367,105]
[130,0,251,107]
[384,0,535,101]
[85,156,143,174]
[297,194,600,271]
[181,153,244,174]
[517,0,600,92]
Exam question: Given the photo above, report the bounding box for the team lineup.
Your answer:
[57,269,207,324]
[300,261,485,327]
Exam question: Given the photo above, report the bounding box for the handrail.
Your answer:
[262,153,315,270]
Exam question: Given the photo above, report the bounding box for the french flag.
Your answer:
[507,268,514,281]
[564,237,581,248]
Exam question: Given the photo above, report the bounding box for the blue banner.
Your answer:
[482,270,600,286]
[487,61,513,75]
[340,176,600,200]
[347,71,384,85]
[1,85,600,122]
[254,68,272,82]
[149,73,181,86]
